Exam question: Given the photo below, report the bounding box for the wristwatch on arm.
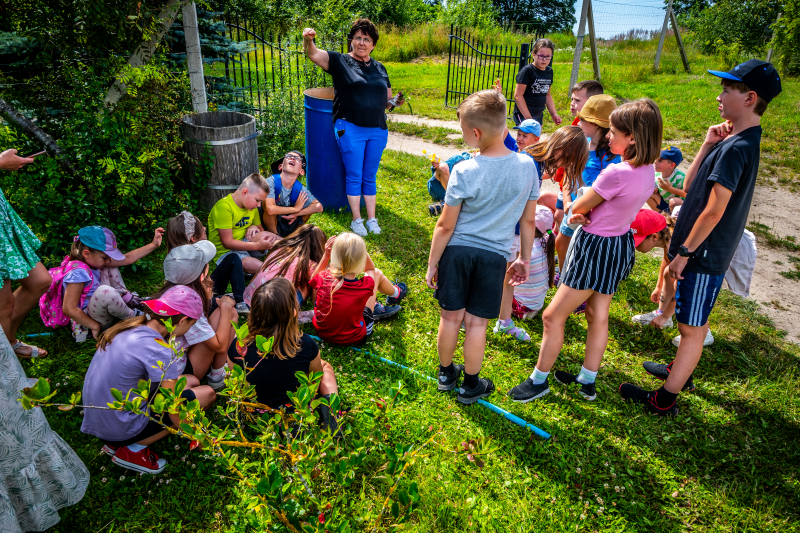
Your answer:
[677,245,695,258]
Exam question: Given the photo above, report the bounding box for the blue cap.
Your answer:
[513,119,542,136]
[659,146,682,166]
[76,226,125,260]
[708,59,782,103]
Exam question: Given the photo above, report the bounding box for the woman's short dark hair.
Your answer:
[348,18,379,45]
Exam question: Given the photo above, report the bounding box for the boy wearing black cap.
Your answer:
[263,150,323,237]
[620,59,782,416]
[646,146,686,213]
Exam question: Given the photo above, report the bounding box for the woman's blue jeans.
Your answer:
[334,118,389,197]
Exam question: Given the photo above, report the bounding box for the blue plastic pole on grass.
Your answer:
[23,332,53,338]
[309,335,551,440]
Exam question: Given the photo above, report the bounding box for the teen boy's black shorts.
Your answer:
[435,245,507,319]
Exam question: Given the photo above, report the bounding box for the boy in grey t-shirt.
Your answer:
[262,151,323,237]
[426,89,539,405]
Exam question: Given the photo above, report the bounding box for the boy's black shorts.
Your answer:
[435,245,507,319]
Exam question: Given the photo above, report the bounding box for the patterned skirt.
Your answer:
[0,187,41,287]
[560,227,636,295]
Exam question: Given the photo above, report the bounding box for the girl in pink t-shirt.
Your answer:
[508,99,663,404]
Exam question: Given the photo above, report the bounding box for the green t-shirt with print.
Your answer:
[656,168,686,200]
[208,194,262,261]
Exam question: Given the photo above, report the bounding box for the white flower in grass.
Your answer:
[576,467,581,474]
[101,478,107,483]
[580,514,586,520]
[119,476,125,481]
[604,483,609,489]
[614,486,620,492]
[611,473,617,478]
[174,445,180,450]
[604,462,609,467]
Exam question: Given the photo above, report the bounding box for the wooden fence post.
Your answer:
[654,0,672,71]
[670,6,691,73]
[766,13,782,63]
[183,2,208,112]
[569,0,591,94]
[587,0,601,82]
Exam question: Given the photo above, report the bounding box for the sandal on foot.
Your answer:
[493,320,531,342]
[12,341,47,359]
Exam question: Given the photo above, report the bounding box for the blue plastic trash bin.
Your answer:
[304,87,348,211]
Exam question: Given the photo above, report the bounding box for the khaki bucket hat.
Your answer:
[577,94,617,128]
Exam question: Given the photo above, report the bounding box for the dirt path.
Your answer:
[385,114,800,342]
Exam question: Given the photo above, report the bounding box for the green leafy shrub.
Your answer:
[681,0,782,56]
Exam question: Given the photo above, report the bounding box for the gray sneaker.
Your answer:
[350,218,368,237]
[632,310,673,328]
[235,302,250,315]
[365,218,381,235]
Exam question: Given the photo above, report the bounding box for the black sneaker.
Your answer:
[438,364,464,391]
[619,383,679,416]
[507,377,550,403]
[428,202,444,216]
[373,301,401,321]
[457,377,495,405]
[386,282,408,306]
[553,370,597,401]
[642,361,695,391]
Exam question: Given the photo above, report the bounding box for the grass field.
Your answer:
[19,148,800,532]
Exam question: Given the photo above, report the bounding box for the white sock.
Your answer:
[208,366,226,381]
[530,367,549,385]
[127,443,146,452]
[576,366,597,385]
[389,286,400,299]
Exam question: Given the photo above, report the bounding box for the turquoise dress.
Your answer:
[0,187,41,288]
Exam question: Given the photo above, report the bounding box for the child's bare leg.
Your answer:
[498,264,514,321]
[646,192,661,210]
[241,256,264,274]
[535,286,590,372]
[554,208,564,234]
[463,313,489,375]
[435,165,450,190]
[555,232,571,272]
[263,214,278,234]
[369,268,397,296]
[669,197,684,212]
[438,308,466,367]
[318,359,339,396]
[583,291,613,372]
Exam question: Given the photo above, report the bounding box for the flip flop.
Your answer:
[12,340,48,359]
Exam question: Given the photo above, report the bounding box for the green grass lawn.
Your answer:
[19,149,800,532]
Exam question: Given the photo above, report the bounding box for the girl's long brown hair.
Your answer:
[258,224,326,294]
[526,126,589,196]
[536,228,557,288]
[151,264,211,316]
[609,99,663,168]
[96,311,187,351]
[246,277,302,360]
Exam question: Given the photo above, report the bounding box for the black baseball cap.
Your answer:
[708,59,782,103]
[269,150,306,175]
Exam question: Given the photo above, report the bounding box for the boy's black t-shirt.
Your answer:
[326,51,391,130]
[669,125,762,275]
[513,64,553,119]
[228,333,319,408]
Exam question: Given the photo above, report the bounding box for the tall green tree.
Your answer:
[491,0,576,33]
[682,0,782,56]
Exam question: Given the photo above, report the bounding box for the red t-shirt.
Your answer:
[554,116,583,185]
[310,271,375,344]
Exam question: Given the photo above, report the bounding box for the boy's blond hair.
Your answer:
[237,173,270,194]
[457,89,507,136]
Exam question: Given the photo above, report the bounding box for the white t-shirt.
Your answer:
[177,315,215,348]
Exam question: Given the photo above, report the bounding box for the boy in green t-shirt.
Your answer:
[647,146,686,213]
[208,173,278,313]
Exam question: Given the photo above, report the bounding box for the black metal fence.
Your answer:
[445,25,540,116]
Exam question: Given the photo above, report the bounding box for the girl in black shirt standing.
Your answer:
[302,19,405,238]
[513,39,562,127]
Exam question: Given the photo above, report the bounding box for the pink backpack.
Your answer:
[39,256,96,328]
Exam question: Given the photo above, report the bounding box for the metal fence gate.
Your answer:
[444,25,540,116]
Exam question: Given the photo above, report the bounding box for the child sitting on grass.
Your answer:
[428,152,472,216]
[165,211,206,250]
[426,89,539,405]
[243,224,327,321]
[511,206,557,320]
[646,146,686,213]
[208,173,279,314]
[310,232,407,345]
[156,241,237,390]
[61,226,164,342]
[227,277,339,419]
[262,151,323,237]
[81,286,216,475]
[508,99,663,404]
[494,126,587,342]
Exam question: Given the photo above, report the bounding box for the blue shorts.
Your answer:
[559,220,575,238]
[675,270,725,327]
[556,190,564,210]
[427,175,445,202]
[656,195,670,213]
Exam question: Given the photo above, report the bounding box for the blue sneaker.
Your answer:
[373,301,401,321]
[386,282,408,305]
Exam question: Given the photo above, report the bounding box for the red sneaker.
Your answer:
[111,446,167,474]
[100,444,118,457]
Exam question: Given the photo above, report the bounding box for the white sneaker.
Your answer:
[672,330,714,347]
[351,218,368,237]
[365,218,381,235]
[298,310,314,324]
[632,310,673,328]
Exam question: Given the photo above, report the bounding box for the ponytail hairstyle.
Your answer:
[259,224,326,295]
[536,228,557,288]
[96,310,188,351]
[594,125,613,163]
[151,263,211,316]
[166,211,205,252]
[655,213,676,249]
[68,238,93,261]
[527,126,589,196]
[608,99,663,168]
[246,277,302,360]
[327,232,368,310]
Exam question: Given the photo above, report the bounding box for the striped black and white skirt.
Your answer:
[560,227,635,295]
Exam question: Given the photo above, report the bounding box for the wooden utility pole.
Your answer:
[766,13,782,63]
[670,7,690,73]
[182,2,207,112]
[569,0,591,93]
[587,0,601,82]
[654,0,673,71]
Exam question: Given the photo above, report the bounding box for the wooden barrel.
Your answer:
[181,111,259,210]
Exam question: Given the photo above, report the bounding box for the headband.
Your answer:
[73,235,80,242]
[180,211,196,239]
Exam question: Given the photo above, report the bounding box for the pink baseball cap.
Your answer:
[535,205,554,234]
[141,285,203,320]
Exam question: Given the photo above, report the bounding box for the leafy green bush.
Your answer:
[770,0,800,76]
[681,0,782,56]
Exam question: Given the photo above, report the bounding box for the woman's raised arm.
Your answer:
[303,28,330,71]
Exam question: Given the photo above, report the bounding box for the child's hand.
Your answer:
[91,325,102,339]
[650,287,661,304]
[152,227,165,247]
[552,113,563,126]
[507,259,529,286]
[492,79,502,93]
[218,295,235,309]
[568,214,590,226]
[425,264,438,289]
[294,191,308,210]
[245,225,260,241]
[657,177,671,190]
[324,236,336,257]
[705,121,732,145]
